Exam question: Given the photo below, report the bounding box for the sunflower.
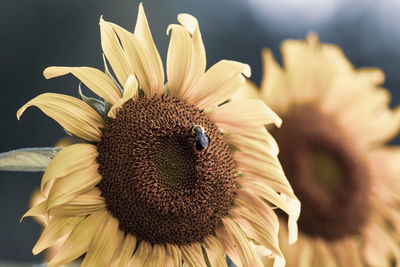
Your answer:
[243,34,400,266]
[17,4,299,267]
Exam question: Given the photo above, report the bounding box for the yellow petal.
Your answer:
[17,93,104,142]
[313,239,338,267]
[108,74,138,119]
[130,240,152,266]
[180,243,206,267]
[43,66,121,104]
[165,244,182,267]
[47,210,107,267]
[49,188,106,218]
[106,10,163,96]
[209,99,282,130]
[167,14,206,99]
[41,143,98,193]
[224,127,279,157]
[99,17,131,87]
[33,216,84,255]
[185,60,251,110]
[46,163,101,210]
[203,235,228,267]
[215,226,242,266]
[82,213,124,267]
[232,79,261,100]
[20,200,47,222]
[177,14,206,92]
[133,3,164,93]
[218,217,263,267]
[166,24,193,97]
[111,234,137,267]
[231,190,282,257]
[234,151,293,196]
[239,176,300,244]
[143,244,166,267]
[260,49,289,113]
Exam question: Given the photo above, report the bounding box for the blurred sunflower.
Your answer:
[242,34,400,266]
[17,4,300,267]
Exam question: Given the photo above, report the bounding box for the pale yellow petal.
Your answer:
[180,243,207,267]
[108,74,139,119]
[232,79,261,100]
[130,240,152,266]
[41,144,98,193]
[46,163,101,210]
[177,14,206,91]
[237,171,299,244]
[43,66,121,104]
[33,216,84,255]
[143,244,165,267]
[314,239,341,267]
[230,193,282,258]
[17,93,104,142]
[110,234,137,267]
[234,189,279,234]
[185,60,251,110]
[166,24,192,97]
[20,200,47,222]
[218,217,264,267]
[234,150,293,197]
[215,226,242,266]
[209,99,282,130]
[259,49,289,113]
[47,210,107,267]
[133,3,164,93]
[203,235,228,267]
[99,17,131,86]
[82,213,124,267]
[49,188,106,218]
[164,244,182,267]
[223,127,279,158]
[108,16,163,96]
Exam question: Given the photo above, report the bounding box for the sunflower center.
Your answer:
[272,106,371,240]
[96,95,237,245]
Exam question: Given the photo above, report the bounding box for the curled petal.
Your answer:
[209,99,282,130]
[99,17,131,86]
[185,60,251,109]
[17,93,104,142]
[43,66,121,104]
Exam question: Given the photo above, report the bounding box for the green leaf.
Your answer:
[0,147,62,172]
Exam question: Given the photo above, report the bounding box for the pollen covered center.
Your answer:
[272,106,371,240]
[96,95,237,245]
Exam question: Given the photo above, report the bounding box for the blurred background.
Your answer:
[1,0,400,263]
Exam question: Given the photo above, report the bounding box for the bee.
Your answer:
[191,125,209,151]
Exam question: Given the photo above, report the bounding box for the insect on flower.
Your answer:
[192,125,209,151]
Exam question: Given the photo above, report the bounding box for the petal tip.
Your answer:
[243,64,251,78]
[16,104,28,120]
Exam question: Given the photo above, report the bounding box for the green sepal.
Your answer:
[78,83,105,117]
[104,101,113,120]
[163,83,170,95]
[227,143,241,153]
[0,147,62,172]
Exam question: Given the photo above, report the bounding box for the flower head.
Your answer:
[18,4,299,266]
[247,33,400,266]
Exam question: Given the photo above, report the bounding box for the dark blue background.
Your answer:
[1,0,399,262]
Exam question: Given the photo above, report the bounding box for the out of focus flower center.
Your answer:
[96,95,237,245]
[272,106,370,240]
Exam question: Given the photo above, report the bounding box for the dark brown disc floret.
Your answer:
[96,95,237,245]
[272,106,371,240]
